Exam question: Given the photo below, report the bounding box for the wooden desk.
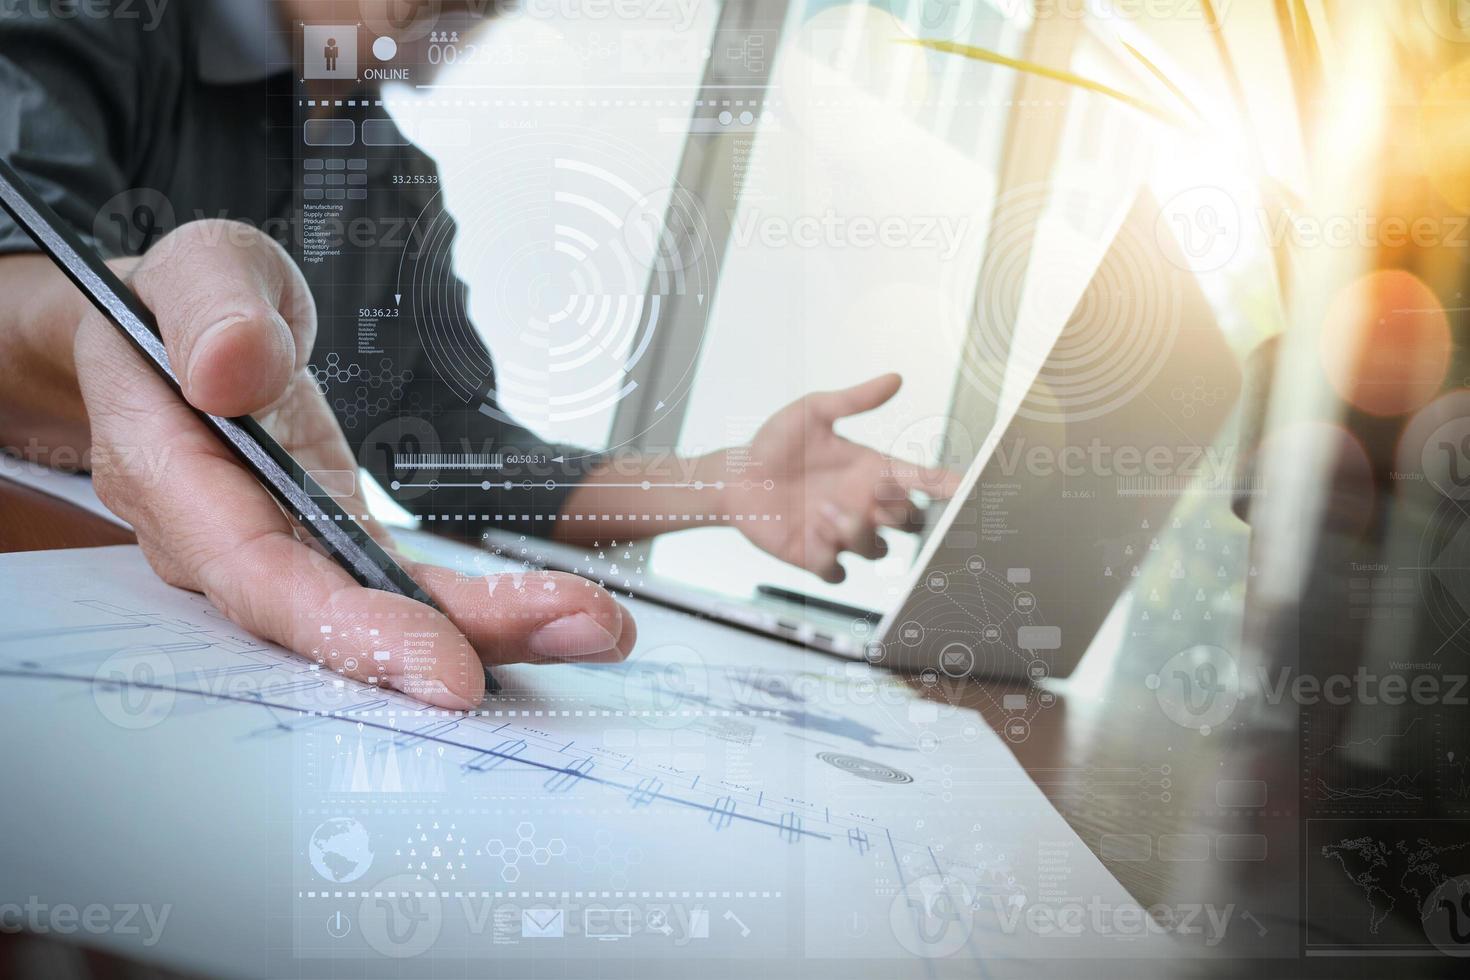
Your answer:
[0,477,134,553]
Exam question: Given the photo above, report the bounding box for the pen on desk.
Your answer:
[756,584,881,623]
[0,158,442,611]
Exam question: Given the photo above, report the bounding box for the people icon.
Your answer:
[324,37,339,72]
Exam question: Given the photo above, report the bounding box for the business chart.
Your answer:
[0,545,1174,977]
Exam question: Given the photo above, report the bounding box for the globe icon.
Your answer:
[309,818,374,883]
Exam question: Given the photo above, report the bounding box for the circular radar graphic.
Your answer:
[817,752,914,785]
[946,183,1182,424]
[404,131,715,442]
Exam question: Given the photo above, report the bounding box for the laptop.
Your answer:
[485,190,1242,680]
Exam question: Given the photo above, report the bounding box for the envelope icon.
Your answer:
[522,908,564,938]
[937,642,973,677]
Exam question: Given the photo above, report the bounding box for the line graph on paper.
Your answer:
[0,584,1027,914]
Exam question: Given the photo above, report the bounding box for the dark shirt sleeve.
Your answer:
[309,130,604,540]
[1,12,598,542]
[0,11,151,257]
[341,344,604,540]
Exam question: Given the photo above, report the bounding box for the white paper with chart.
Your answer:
[0,544,1173,978]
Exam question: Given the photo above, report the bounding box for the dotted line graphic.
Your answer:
[299,889,783,899]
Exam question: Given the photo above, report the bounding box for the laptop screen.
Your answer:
[646,4,1155,616]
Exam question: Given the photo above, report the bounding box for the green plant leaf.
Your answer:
[898,37,1187,128]
[1119,40,1207,126]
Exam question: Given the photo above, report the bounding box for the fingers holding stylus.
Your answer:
[76,312,490,707]
[74,221,643,709]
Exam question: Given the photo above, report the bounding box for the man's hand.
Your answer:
[720,374,963,583]
[73,221,635,709]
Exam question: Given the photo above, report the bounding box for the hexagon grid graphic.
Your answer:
[481,821,567,884]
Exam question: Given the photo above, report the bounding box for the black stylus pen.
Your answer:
[0,157,439,608]
[756,584,881,623]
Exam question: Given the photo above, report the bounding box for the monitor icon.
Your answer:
[584,907,633,941]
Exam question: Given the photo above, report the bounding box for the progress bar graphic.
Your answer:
[393,453,505,471]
